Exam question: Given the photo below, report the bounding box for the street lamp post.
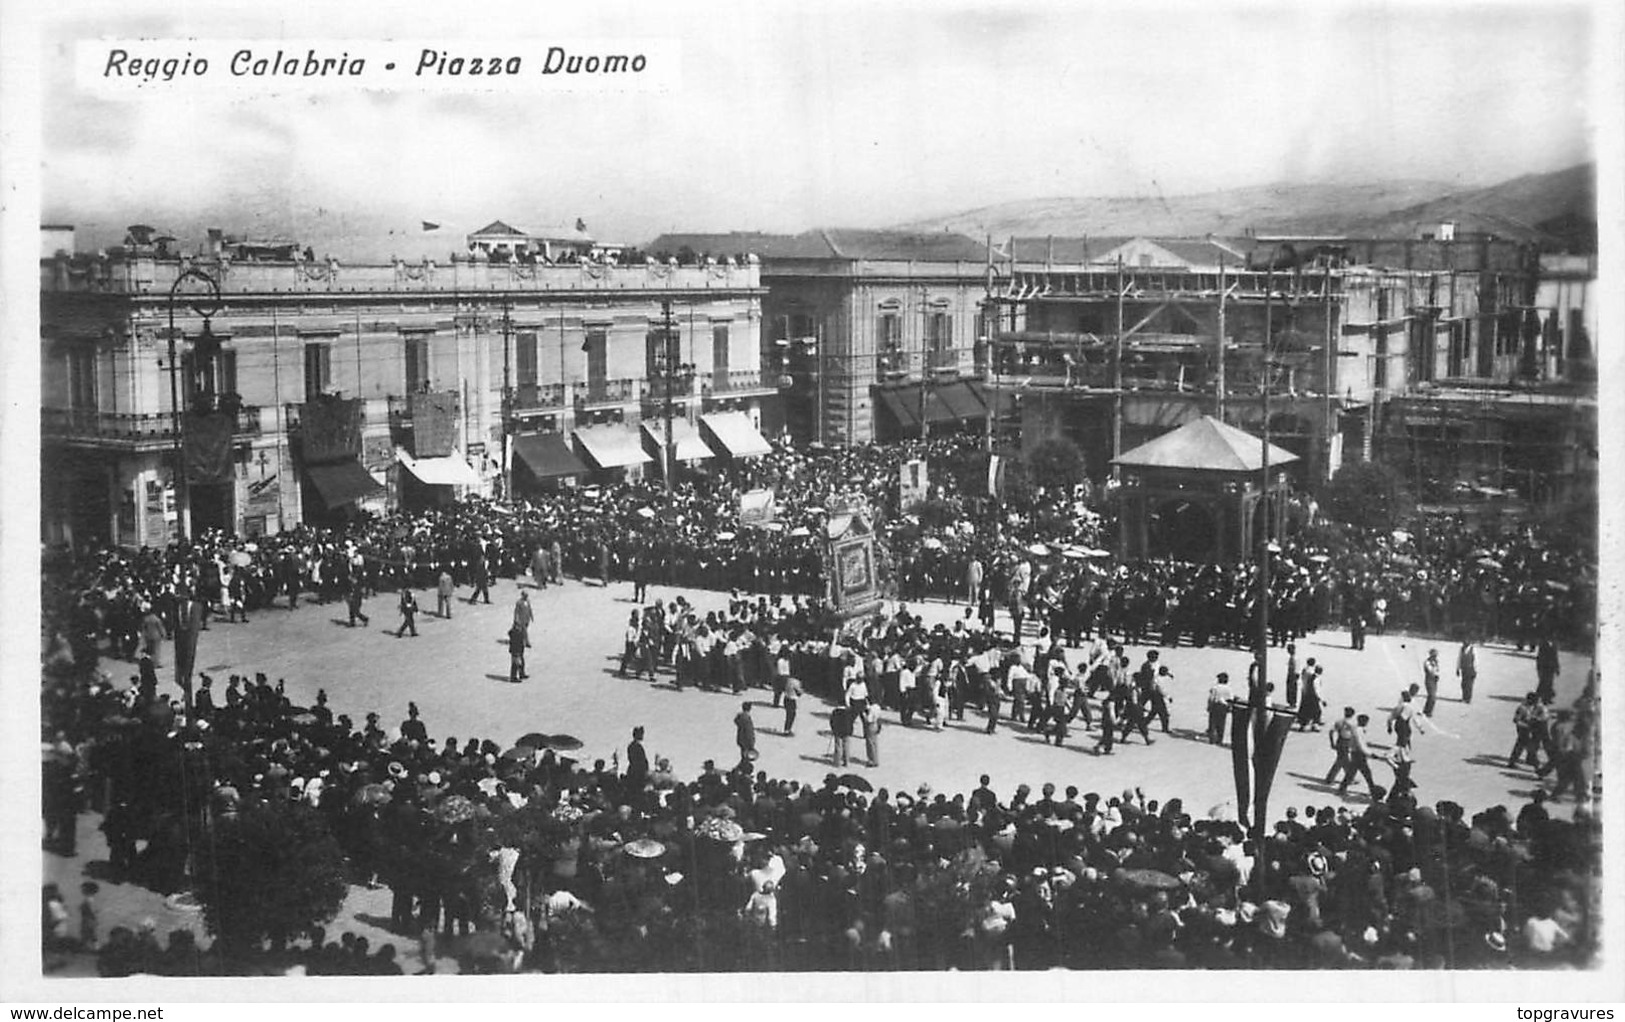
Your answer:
[166,267,222,543]
[656,300,694,495]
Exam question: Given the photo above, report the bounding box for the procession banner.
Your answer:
[1229,701,1255,823]
[740,488,777,528]
[300,395,364,463]
[409,389,459,458]
[183,410,235,484]
[899,458,929,509]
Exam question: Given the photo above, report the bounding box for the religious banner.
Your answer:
[739,488,777,528]
[299,394,364,464]
[899,458,929,509]
[409,389,459,458]
[183,410,235,484]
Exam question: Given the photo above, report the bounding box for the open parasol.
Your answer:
[543,734,584,752]
[716,531,736,541]
[516,732,549,749]
[624,838,665,859]
[229,550,253,567]
[288,712,319,726]
[433,794,478,824]
[922,537,945,550]
[1476,557,1502,570]
[500,745,537,762]
[1027,542,1051,557]
[353,783,393,807]
[836,773,873,793]
[695,816,745,842]
[1117,868,1182,891]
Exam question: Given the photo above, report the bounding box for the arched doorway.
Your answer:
[1147,498,1216,562]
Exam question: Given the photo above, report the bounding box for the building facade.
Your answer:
[984,234,1597,504]
[40,225,768,548]
[648,230,991,446]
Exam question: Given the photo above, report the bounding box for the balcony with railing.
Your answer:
[508,383,570,411]
[701,368,780,398]
[574,377,640,407]
[42,404,266,445]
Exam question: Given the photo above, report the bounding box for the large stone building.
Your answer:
[40,224,770,547]
[984,233,1597,504]
[647,230,992,445]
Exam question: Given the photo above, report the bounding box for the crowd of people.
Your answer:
[39,652,1600,973]
[39,433,1600,975]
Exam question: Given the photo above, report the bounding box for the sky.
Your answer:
[28,0,1607,260]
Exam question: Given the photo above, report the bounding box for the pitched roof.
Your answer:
[470,220,528,238]
[1007,235,1250,266]
[816,229,986,262]
[645,229,986,263]
[1111,415,1300,472]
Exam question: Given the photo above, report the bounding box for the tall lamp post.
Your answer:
[655,300,695,495]
[166,267,222,543]
[1250,244,1297,896]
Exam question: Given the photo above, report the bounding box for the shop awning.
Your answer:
[397,448,483,487]
[969,380,1018,417]
[512,433,586,480]
[877,384,959,428]
[937,380,989,420]
[878,388,919,430]
[699,412,772,458]
[303,458,384,509]
[573,424,653,469]
[640,418,716,461]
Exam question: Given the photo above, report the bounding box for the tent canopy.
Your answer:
[513,433,586,480]
[303,459,384,509]
[573,424,652,469]
[699,412,772,458]
[397,448,483,487]
[1111,415,1300,473]
[640,418,716,461]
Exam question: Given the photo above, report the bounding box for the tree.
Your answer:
[194,800,349,953]
[1321,460,1411,530]
[1024,436,1089,495]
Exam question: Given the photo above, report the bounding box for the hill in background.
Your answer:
[896,164,1595,250]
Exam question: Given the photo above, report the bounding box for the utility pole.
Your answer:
[1112,257,1125,474]
[1216,257,1228,423]
[501,301,513,501]
[662,299,677,496]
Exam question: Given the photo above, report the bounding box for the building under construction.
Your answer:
[982,234,1596,507]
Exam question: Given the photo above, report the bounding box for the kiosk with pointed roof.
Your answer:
[1110,415,1298,563]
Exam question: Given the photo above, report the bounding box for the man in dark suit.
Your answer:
[625,726,649,794]
[734,702,757,767]
[468,547,492,605]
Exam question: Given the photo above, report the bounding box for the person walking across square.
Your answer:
[395,589,419,638]
[436,569,455,619]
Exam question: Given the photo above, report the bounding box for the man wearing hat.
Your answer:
[1421,648,1442,717]
[625,726,649,794]
[734,702,757,766]
[1206,673,1231,745]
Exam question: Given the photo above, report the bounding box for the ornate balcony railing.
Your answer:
[700,368,778,396]
[43,405,264,441]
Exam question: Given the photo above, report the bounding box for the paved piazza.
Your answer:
[170,576,1592,818]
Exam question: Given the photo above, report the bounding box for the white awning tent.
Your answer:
[699,411,772,458]
[573,424,653,469]
[396,448,483,487]
[640,418,716,462]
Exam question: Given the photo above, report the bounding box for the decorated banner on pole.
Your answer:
[739,488,777,528]
[183,410,235,484]
[899,459,929,510]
